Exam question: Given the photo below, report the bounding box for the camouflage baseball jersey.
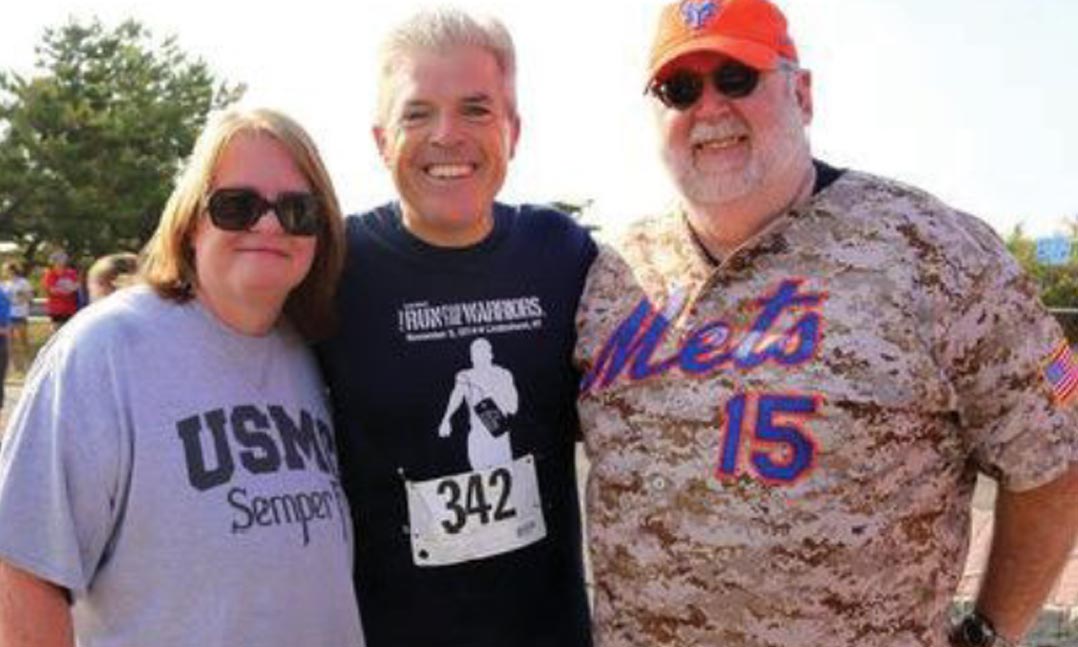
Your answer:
[574,169,1078,647]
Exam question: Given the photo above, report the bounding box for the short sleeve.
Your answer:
[938,218,1078,491]
[574,241,623,381]
[0,327,128,593]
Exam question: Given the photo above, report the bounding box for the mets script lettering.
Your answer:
[582,278,826,484]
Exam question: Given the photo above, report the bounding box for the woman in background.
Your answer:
[1,263,32,374]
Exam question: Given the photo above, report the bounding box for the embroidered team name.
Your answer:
[581,278,825,393]
[1043,342,1078,405]
[582,278,826,485]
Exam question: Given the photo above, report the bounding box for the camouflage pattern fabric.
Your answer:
[574,170,1078,647]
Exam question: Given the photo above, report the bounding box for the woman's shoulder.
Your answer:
[41,286,178,357]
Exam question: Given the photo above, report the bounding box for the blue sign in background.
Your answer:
[1036,236,1072,266]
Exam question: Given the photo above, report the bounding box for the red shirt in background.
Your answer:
[43,266,80,318]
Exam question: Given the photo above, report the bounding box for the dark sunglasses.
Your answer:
[206,188,322,237]
[650,60,761,110]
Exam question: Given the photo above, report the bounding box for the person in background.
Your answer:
[318,8,594,647]
[1,263,32,374]
[0,286,10,418]
[41,250,79,330]
[87,252,139,302]
[0,107,366,647]
[574,1,1078,646]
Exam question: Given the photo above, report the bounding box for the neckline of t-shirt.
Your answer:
[179,291,287,357]
[378,201,515,261]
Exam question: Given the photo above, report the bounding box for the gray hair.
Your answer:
[778,57,802,91]
[375,7,518,125]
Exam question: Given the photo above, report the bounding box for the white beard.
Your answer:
[663,107,809,208]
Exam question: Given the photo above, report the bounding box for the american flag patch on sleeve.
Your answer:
[1043,342,1078,405]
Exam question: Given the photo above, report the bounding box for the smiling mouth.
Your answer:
[423,163,477,179]
[693,134,749,152]
[238,247,289,258]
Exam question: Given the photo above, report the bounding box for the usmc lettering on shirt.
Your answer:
[581,278,827,485]
[175,404,349,545]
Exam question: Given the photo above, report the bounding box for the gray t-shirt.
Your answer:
[0,286,365,646]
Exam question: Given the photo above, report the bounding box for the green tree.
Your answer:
[1006,224,1078,341]
[549,199,599,232]
[0,18,244,266]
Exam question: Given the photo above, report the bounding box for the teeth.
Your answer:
[426,164,473,179]
[696,135,744,150]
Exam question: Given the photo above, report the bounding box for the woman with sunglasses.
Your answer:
[0,108,366,647]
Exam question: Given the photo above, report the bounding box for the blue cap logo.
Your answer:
[681,0,720,30]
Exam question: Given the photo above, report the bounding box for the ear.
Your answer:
[372,125,391,166]
[506,112,521,159]
[794,69,813,125]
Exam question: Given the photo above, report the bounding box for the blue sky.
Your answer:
[1,0,1075,238]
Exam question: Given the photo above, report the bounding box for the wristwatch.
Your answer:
[949,612,1016,647]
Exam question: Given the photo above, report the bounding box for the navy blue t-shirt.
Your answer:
[319,202,596,647]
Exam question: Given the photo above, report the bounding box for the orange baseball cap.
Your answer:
[647,0,798,85]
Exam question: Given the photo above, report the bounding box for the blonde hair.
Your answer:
[375,7,517,126]
[88,252,139,299]
[140,107,346,340]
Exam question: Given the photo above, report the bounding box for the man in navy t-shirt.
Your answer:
[319,7,595,647]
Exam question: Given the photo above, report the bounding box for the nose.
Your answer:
[430,112,464,146]
[693,81,732,118]
[249,207,285,234]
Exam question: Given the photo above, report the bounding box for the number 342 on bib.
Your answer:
[405,454,547,567]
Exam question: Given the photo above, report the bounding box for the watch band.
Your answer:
[950,612,1020,647]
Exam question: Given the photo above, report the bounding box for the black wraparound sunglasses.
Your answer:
[650,60,761,110]
[205,188,323,237]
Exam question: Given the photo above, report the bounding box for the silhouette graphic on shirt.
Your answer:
[437,337,519,470]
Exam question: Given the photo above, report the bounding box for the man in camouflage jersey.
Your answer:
[574,1,1078,645]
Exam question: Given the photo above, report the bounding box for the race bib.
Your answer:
[405,454,546,567]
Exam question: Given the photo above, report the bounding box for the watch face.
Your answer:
[957,615,995,647]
